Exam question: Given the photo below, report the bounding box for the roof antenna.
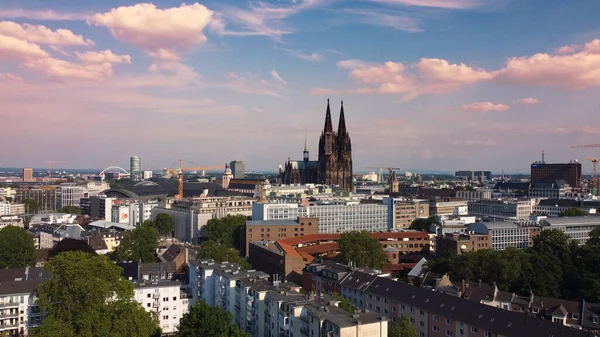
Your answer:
[542,150,545,164]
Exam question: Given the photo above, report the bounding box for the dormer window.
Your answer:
[592,316,599,324]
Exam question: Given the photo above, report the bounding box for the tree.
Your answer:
[409,216,440,231]
[50,238,97,258]
[202,215,248,250]
[559,208,587,217]
[337,231,386,269]
[114,223,159,263]
[30,251,160,337]
[178,300,248,337]
[389,316,418,337]
[60,205,81,214]
[198,240,251,270]
[332,293,355,313]
[23,198,40,214]
[0,225,36,268]
[152,213,175,237]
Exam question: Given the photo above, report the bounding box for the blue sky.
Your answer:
[2,0,600,173]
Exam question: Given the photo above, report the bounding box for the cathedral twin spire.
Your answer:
[323,98,347,137]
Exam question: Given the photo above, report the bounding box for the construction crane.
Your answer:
[163,160,223,199]
[43,161,67,178]
[366,167,402,183]
[572,144,600,149]
[588,158,598,196]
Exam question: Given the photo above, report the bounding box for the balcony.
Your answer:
[0,302,19,309]
[153,293,160,299]
[0,322,19,330]
[0,311,18,318]
[300,327,310,336]
[152,302,159,308]
[300,315,310,324]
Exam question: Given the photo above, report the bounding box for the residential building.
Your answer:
[531,161,582,189]
[80,194,115,220]
[435,232,492,256]
[243,217,319,255]
[468,199,534,220]
[0,267,48,336]
[0,215,24,229]
[0,187,17,200]
[9,203,25,215]
[539,216,600,245]
[130,156,141,180]
[0,201,9,215]
[252,202,389,234]
[230,160,245,179]
[529,179,572,199]
[385,197,429,229]
[467,222,541,250]
[133,280,190,335]
[22,168,33,182]
[339,270,381,309]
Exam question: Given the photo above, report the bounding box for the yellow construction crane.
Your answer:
[163,160,222,199]
[588,158,598,196]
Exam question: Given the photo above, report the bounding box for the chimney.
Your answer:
[529,289,534,308]
[460,279,466,297]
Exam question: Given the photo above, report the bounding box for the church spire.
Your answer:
[338,100,346,135]
[324,98,333,133]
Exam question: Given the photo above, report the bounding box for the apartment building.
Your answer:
[468,199,534,220]
[436,232,492,256]
[17,186,57,212]
[0,215,23,229]
[467,222,540,251]
[0,267,48,336]
[0,201,9,216]
[252,202,389,233]
[339,270,381,309]
[385,197,430,229]
[133,280,190,335]
[243,217,319,255]
[539,216,600,245]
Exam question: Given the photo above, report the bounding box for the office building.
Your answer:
[540,217,600,245]
[130,156,141,180]
[0,201,9,216]
[22,168,33,182]
[229,160,245,179]
[435,232,492,256]
[531,161,582,188]
[428,199,468,216]
[80,194,114,220]
[467,199,534,220]
[111,199,160,227]
[529,179,572,199]
[243,217,319,256]
[17,186,57,212]
[143,170,153,180]
[56,184,88,209]
[384,197,429,229]
[468,222,540,250]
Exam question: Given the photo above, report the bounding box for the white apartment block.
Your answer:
[133,280,190,335]
[112,200,160,226]
[0,201,10,216]
[468,199,534,220]
[252,202,389,233]
[540,217,600,245]
[0,215,24,229]
[0,280,43,336]
[57,184,88,208]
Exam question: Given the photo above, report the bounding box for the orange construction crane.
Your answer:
[164,160,222,199]
[43,161,67,178]
[588,158,598,196]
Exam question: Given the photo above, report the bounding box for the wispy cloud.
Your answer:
[462,101,509,112]
[368,0,485,9]
[279,47,323,62]
[514,97,539,104]
[270,69,287,84]
[340,9,421,32]
[0,8,85,21]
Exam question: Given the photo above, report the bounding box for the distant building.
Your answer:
[56,184,88,209]
[222,164,233,189]
[142,170,153,180]
[455,170,492,181]
[540,217,600,245]
[531,161,582,188]
[384,197,429,229]
[130,156,141,180]
[17,186,58,212]
[22,168,33,182]
[242,217,319,256]
[436,232,492,256]
[468,222,540,250]
[467,199,534,220]
[0,201,9,216]
[229,161,245,179]
[529,179,572,199]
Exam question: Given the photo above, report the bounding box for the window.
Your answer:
[384,299,388,304]
[419,321,425,327]
[446,318,452,325]
[446,330,453,337]
[459,328,464,336]
[400,304,405,310]
[419,309,425,316]
[173,296,177,301]
[384,309,388,314]
[420,333,425,337]
[410,318,415,324]
[433,315,438,321]
[147,294,151,298]
[409,307,414,313]
[392,307,396,312]
[484,332,490,337]
[432,326,438,332]
[471,327,478,333]
[376,296,380,301]
[376,306,380,312]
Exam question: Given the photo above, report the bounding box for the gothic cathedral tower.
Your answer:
[318,99,353,192]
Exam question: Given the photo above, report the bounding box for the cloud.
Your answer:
[24,57,123,81]
[279,47,323,62]
[0,73,22,81]
[75,50,131,65]
[0,21,93,46]
[217,72,286,97]
[368,0,484,9]
[554,45,578,54]
[0,9,84,21]
[515,97,539,104]
[88,3,214,60]
[462,101,509,112]
[452,139,498,146]
[270,70,287,84]
[340,9,420,32]
[0,34,49,61]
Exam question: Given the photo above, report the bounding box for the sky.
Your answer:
[2,0,600,173]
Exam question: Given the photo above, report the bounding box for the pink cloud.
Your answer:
[0,9,84,21]
[0,21,93,46]
[554,44,578,54]
[0,34,49,61]
[369,0,482,9]
[515,97,539,104]
[0,73,22,81]
[75,50,131,65]
[310,88,346,95]
[270,70,287,84]
[24,57,119,81]
[462,102,509,112]
[88,3,214,59]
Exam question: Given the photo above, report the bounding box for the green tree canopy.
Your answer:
[337,231,386,269]
[197,240,251,270]
[332,293,355,313]
[113,223,159,263]
[389,316,418,337]
[151,213,175,236]
[23,198,40,214]
[202,215,247,250]
[559,208,588,217]
[31,251,159,337]
[0,225,36,268]
[178,300,248,337]
[409,216,440,231]
[60,205,81,214]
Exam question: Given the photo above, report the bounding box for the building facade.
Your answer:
[230,161,245,179]
[282,100,353,192]
[132,280,190,335]
[22,168,33,182]
[130,156,141,180]
[467,199,534,220]
[531,161,582,189]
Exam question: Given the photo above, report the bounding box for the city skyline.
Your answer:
[3,0,600,172]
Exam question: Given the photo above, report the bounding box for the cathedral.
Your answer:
[281,100,353,192]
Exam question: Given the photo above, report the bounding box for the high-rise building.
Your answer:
[142,170,153,180]
[531,161,582,188]
[129,156,141,180]
[22,168,33,182]
[229,161,245,179]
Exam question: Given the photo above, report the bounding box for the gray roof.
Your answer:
[133,280,182,289]
[304,301,383,327]
[541,216,600,226]
[0,267,48,282]
[0,279,42,295]
[339,270,378,291]
[366,277,592,337]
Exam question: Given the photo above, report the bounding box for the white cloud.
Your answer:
[280,47,323,62]
[0,21,93,46]
[462,101,509,112]
[0,34,49,61]
[0,73,22,81]
[515,97,539,104]
[75,50,131,65]
[368,0,484,9]
[270,70,287,84]
[0,9,84,21]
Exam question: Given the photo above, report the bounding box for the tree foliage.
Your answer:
[409,216,440,231]
[197,240,251,270]
[389,316,418,337]
[148,213,175,236]
[337,231,386,269]
[113,223,158,263]
[31,251,159,337]
[50,238,97,258]
[559,208,588,217]
[60,206,81,214]
[428,229,600,301]
[178,300,248,337]
[23,198,40,214]
[201,214,247,250]
[332,293,355,313]
[0,225,36,268]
